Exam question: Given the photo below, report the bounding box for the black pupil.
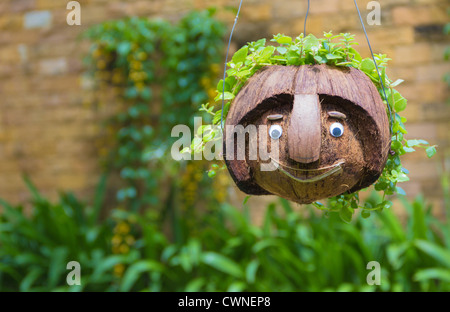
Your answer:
[332,127,342,137]
[272,130,280,138]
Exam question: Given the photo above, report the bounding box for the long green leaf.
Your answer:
[201,252,243,279]
[20,267,44,292]
[120,260,164,292]
[415,240,450,268]
[414,268,450,284]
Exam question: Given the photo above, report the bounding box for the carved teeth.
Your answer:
[278,163,343,183]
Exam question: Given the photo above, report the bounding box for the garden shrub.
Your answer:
[0,178,449,291]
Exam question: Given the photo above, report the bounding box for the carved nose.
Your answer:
[288,94,321,164]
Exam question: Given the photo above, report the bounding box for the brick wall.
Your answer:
[0,0,448,212]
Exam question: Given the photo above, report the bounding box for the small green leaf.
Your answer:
[407,139,429,147]
[396,186,406,196]
[277,46,288,54]
[314,55,323,63]
[276,35,292,44]
[391,140,402,150]
[259,46,276,61]
[394,97,407,112]
[381,200,393,209]
[361,210,371,219]
[326,53,341,60]
[232,46,248,65]
[235,69,252,78]
[217,79,230,93]
[225,76,237,88]
[202,130,215,142]
[396,172,410,182]
[349,48,362,62]
[286,51,300,65]
[215,91,235,102]
[304,35,320,52]
[339,206,353,223]
[390,79,404,87]
[426,146,436,158]
[360,59,375,73]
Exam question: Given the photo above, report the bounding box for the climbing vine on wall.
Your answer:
[83,10,226,229]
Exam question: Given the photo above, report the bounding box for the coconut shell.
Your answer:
[223,64,390,204]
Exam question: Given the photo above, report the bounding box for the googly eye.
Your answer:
[330,122,344,137]
[269,125,283,140]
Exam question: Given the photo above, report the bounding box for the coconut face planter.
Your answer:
[224,64,390,204]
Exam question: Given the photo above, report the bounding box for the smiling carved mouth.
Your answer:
[269,158,345,183]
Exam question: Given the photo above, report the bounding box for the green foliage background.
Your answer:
[0,177,449,291]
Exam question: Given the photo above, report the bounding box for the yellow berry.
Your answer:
[116,222,130,235]
[119,244,130,254]
[114,264,125,277]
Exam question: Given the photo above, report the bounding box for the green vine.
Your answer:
[83,10,226,218]
[194,32,437,222]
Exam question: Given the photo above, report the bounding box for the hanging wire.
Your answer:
[219,0,394,135]
[353,0,394,135]
[220,0,309,129]
[220,0,244,131]
[304,0,310,35]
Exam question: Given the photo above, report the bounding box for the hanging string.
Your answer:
[220,0,244,131]
[304,0,310,35]
[219,0,394,135]
[353,0,394,135]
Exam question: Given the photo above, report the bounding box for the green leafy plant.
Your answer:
[193,32,436,222]
[129,192,449,292]
[2,178,448,291]
[0,176,116,291]
[83,10,225,212]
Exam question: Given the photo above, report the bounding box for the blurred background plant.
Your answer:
[0,8,448,292]
[82,9,229,242]
[0,178,449,291]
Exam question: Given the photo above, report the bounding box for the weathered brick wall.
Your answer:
[0,0,448,212]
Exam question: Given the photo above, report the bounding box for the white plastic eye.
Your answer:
[330,122,344,137]
[269,125,283,140]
